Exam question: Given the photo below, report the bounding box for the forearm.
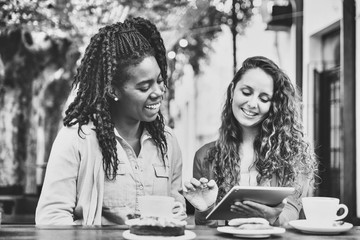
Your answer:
[276,174,313,226]
[36,201,77,225]
[36,173,78,225]
[277,197,301,227]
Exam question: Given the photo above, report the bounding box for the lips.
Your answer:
[242,108,257,117]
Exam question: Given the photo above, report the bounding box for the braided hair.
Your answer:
[63,17,168,180]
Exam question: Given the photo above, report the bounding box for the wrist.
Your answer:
[269,215,280,226]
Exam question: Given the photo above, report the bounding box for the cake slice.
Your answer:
[126,216,187,236]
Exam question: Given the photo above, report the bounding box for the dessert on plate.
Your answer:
[125,216,187,236]
[228,217,273,230]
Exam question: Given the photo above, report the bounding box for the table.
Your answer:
[0,225,359,239]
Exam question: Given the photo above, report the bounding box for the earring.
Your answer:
[114,97,118,102]
[230,98,233,104]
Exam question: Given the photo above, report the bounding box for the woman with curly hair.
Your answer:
[183,56,318,227]
[36,17,186,225]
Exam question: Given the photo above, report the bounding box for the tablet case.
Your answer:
[206,186,295,220]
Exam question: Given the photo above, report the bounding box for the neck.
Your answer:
[111,103,142,140]
[241,126,259,145]
[114,119,142,141]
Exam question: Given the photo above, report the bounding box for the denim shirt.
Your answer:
[102,128,177,224]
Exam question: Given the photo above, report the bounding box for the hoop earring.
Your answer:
[230,98,233,104]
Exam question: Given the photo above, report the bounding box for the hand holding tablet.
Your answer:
[206,186,295,220]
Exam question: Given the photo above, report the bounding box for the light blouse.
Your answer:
[101,128,185,224]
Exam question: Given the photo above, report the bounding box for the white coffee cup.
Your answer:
[302,197,348,226]
[138,196,184,218]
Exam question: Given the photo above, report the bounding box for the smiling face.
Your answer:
[231,68,274,129]
[113,56,165,124]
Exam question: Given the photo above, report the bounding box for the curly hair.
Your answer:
[63,17,168,180]
[207,56,318,201]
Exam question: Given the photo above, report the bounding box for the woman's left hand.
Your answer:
[230,200,286,224]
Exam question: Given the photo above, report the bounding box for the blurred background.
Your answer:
[0,0,359,225]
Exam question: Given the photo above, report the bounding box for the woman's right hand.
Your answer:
[182,177,218,212]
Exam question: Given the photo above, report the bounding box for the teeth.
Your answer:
[146,103,160,109]
[242,109,257,116]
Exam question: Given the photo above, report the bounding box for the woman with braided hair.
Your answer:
[183,56,318,227]
[36,17,186,225]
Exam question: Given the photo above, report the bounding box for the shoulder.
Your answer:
[164,125,176,137]
[164,126,179,144]
[194,141,216,161]
[193,141,215,179]
[196,141,216,156]
[55,125,78,141]
[56,122,97,143]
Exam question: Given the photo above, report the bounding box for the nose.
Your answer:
[150,82,165,99]
[247,96,257,108]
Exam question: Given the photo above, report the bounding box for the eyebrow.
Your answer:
[136,79,153,86]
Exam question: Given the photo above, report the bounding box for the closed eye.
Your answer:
[259,95,271,103]
[241,88,252,96]
[138,83,151,92]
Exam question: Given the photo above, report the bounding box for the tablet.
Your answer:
[206,186,295,220]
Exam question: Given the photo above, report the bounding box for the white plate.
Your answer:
[123,230,196,240]
[217,226,285,238]
[289,220,353,234]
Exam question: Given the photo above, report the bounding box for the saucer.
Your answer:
[289,220,353,235]
[217,226,285,238]
[122,230,196,240]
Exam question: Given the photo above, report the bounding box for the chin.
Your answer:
[238,119,262,128]
[143,115,159,122]
[236,114,265,126]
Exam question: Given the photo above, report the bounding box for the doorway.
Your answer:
[314,67,342,198]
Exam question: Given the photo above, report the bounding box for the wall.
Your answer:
[302,0,342,143]
[356,0,360,217]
